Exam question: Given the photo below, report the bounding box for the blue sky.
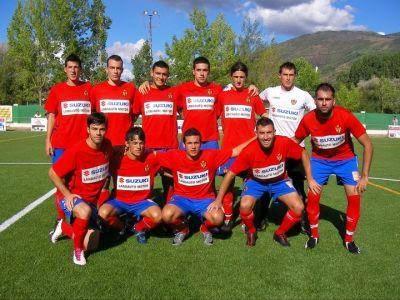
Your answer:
[1,0,399,79]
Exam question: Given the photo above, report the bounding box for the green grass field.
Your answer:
[0,131,399,299]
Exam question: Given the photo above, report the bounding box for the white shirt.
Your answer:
[260,86,315,145]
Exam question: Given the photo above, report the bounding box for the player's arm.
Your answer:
[45,113,55,156]
[301,149,321,195]
[231,136,256,157]
[355,133,373,194]
[48,167,79,211]
[138,81,151,94]
[208,171,236,212]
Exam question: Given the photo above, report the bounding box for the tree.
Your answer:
[131,40,152,85]
[165,9,236,85]
[293,57,320,93]
[336,83,361,112]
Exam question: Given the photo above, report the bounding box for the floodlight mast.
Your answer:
[143,10,158,58]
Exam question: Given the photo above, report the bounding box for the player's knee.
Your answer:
[292,201,304,215]
[210,211,224,226]
[74,203,92,219]
[161,206,175,223]
[98,204,111,219]
[151,209,162,224]
[240,197,254,212]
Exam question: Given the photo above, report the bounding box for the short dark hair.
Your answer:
[279,62,297,74]
[107,55,123,67]
[315,82,335,98]
[125,126,145,142]
[64,54,82,68]
[182,128,202,143]
[230,61,248,76]
[256,117,275,128]
[87,112,107,127]
[152,60,169,71]
[193,56,210,70]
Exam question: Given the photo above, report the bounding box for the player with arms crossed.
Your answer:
[91,55,135,151]
[48,112,112,265]
[259,62,316,232]
[133,60,179,204]
[213,117,319,247]
[294,83,373,254]
[159,128,253,246]
[45,54,93,226]
[98,127,162,244]
[216,62,268,232]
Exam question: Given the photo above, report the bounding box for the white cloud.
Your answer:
[377,32,385,36]
[247,0,366,36]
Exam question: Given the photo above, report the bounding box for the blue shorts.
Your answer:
[106,198,158,219]
[179,140,219,150]
[169,195,213,219]
[311,157,359,186]
[60,198,98,226]
[217,157,236,176]
[51,148,65,164]
[242,179,297,201]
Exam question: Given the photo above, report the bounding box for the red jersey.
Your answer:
[156,149,231,199]
[53,139,113,204]
[45,82,92,149]
[217,88,266,149]
[133,86,179,149]
[110,152,159,204]
[176,81,222,141]
[295,106,366,160]
[231,137,303,183]
[91,81,136,146]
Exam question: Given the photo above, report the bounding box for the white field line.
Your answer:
[0,162,51,165]
[369,177,400,182]
[0,188,56,233]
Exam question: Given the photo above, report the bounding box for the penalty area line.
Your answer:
[0,162,51,165]
[368,182,400,196]
[0,188,56,233]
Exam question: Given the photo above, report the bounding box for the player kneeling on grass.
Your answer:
[48,112,112,266]
[158,128,253,246]
[212,117,320,247]
[98,127,162,244]
[294,83,373,254]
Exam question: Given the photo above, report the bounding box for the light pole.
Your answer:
[143,10,158,58]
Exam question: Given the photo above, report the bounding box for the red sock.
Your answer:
[72,218,89,250]
[106,215,124,231]
[61,221,73,239]
[135,217,157,232]
[170,217,189,234]
[307,191,321,238]
[275,210,301,235]
[345,195,361,242]
[200,219,215,233]
[222,190,234,220]
[240,210,256,234]
[54,192,65,220]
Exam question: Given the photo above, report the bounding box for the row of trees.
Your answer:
[0,0,111,104]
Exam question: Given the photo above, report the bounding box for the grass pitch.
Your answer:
[0,131,399,299]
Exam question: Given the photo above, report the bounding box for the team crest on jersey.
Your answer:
[168,93,173,99]
[207,89,212,96]
[84,90,88,96]
[122,89,127,96]
[291,99,297,105]
[144,164,150,173]
[335,125,342,133]
[246,96,251,103]
[200,160,207,168]
[276,153,282,161]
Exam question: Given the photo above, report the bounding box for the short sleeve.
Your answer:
[304,91,316,111]
[254,96,266,116]
[44,86,59,114]
[53,148,77,178]
[132,93,142,115]
[259,88,268,102]
[347,112,366,138]
[229,151,250,175]
[214,149,232,167]
[295,117,310,141]
[286,139,303,160]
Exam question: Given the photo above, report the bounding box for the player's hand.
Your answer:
[65,194,80,211]
[248,84,259,96]
[355,176,368,194]
[138,81,150,95]
[307,178,322,195]
[45,139,53,157]
[207,200,222,212]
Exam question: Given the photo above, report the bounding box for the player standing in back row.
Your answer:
[259,62,316,233]
[294,83,373,254]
